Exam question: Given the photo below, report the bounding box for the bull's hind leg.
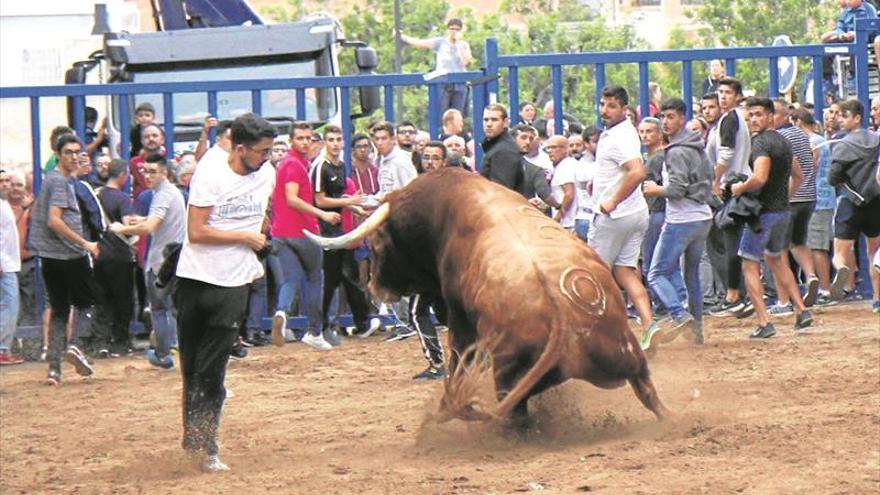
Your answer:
[444,301,476,376]
[628,373,671,420]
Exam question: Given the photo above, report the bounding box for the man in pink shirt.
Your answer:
[269,121,341,351]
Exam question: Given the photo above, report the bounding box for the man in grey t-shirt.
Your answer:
[111,152,185,369]
[401,18,472,114]
[27,134,99,385]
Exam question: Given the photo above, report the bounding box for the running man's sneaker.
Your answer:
[323,328,342,347]
[749,323,777,339]
[65,346,94,376]
[39,346,48,362]
[229,338,248,360]
[639,321,661,351]
[691,327,705,345]
[146,349,175,369]
[803,276,820,307]
[44,370,61,386]
[301,332,332,351]
[830,266,850,301]
[842,290,864,304]
[794,310,814,331]
[815,293,835,307]
[767,303,794,317]
[709,298,745,317]
[384,325,417,342]
[271,311,287,347]
[412,365,445,381]
[654,311,694,344]
[873,300,880,314]
[733,298,755,319]
[358,318,382,339]
[203,455,230,472]
[0,352,25,365]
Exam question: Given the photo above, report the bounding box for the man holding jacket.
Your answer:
[642,98,714,348]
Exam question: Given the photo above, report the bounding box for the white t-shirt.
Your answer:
[0,199,20,273]
[197,144,229,172]
[550,157,579,228]
[592,119,647,219]
[574,155,596,220]
[176,154,276,287]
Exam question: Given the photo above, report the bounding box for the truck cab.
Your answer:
[67,13,379,156]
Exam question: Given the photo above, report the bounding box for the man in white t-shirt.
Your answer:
[587,85,655,338]
[545,135,578,230]
[173,113,276,473]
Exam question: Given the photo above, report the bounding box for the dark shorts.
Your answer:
[40,256,99,311]
[786,201,814,246]
[738,211,791,261]
[834,197,880,240]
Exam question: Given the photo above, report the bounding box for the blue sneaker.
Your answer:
[146,349,174,370]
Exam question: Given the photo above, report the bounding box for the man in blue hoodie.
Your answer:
[827,98,880,305]
[642,98,714,348]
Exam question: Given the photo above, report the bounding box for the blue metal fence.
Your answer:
[0,19,874,333]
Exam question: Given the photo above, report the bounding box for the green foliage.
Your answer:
[680,0,839,96]
[259,0,305,24]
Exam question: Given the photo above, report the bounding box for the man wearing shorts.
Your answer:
[730,98,813,339]
[827,98,880,305]
[587,85,655,337]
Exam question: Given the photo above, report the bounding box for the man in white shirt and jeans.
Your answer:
[587,85,655,338]
[173,113,276,472]
[545,135,579,230]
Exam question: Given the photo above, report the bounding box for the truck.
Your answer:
[65,1,380,156]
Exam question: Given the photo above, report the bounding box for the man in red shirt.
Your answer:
[269,121,341,351]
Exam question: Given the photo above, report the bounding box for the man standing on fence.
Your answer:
[173,113,276,472]
[401,18,472,115]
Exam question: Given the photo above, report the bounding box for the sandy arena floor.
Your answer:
[1,302,878,495]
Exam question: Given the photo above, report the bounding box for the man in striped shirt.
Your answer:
[768,99,819,314]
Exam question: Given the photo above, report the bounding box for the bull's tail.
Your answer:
[493,310,564,418]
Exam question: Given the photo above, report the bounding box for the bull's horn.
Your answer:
[302,202,390,250]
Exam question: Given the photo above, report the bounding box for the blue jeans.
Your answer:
[147,270,177,357]
[642,211,686,310]
[273,237,324,335]
[0,271,19,352]
[648,219,711,323]
[574,218,590,242]
[246,259,268,331]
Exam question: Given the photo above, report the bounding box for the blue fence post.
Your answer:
[29,97,42,192]
[72,96,86,141]
[725,58,736,76]
[251,89,262,115]
[340,86,352,178]
[682,60,693,121]
[854,18,874,127]
[551,65,564,136]
[384,85,395,122]
[508,66,519,122]
[812,55,824,124]
[484,38,500,99]
[472,83,486,170]
[768,57,779,98]
[595,63,606,129]
[295,88,306,121]
[638,61,650,119]
[119,94,131,193]
[162,92,175,156]
[207,91,218,145]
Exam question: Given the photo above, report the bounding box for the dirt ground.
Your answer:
[1,302,878,495]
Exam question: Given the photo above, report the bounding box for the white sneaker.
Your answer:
[282,328,297,343]
[301,332,332,351]
[271,311,287,347]
[359,318,382,339]
[202,455,230,472]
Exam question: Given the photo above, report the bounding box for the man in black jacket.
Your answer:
[480,103,523,191]
[827,98,880,302]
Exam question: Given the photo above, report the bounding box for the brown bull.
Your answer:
[305,168,669,424]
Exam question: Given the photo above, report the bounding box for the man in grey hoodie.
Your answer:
[827,98,880,303]
[642,98,714,348]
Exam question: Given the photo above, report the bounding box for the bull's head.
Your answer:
[303,202,407,302]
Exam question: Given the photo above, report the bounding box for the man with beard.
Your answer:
[480,103,523,191]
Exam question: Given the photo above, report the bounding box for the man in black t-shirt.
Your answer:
[95,159,136,355]
[730,97,813,339]
[311,125,377,343]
